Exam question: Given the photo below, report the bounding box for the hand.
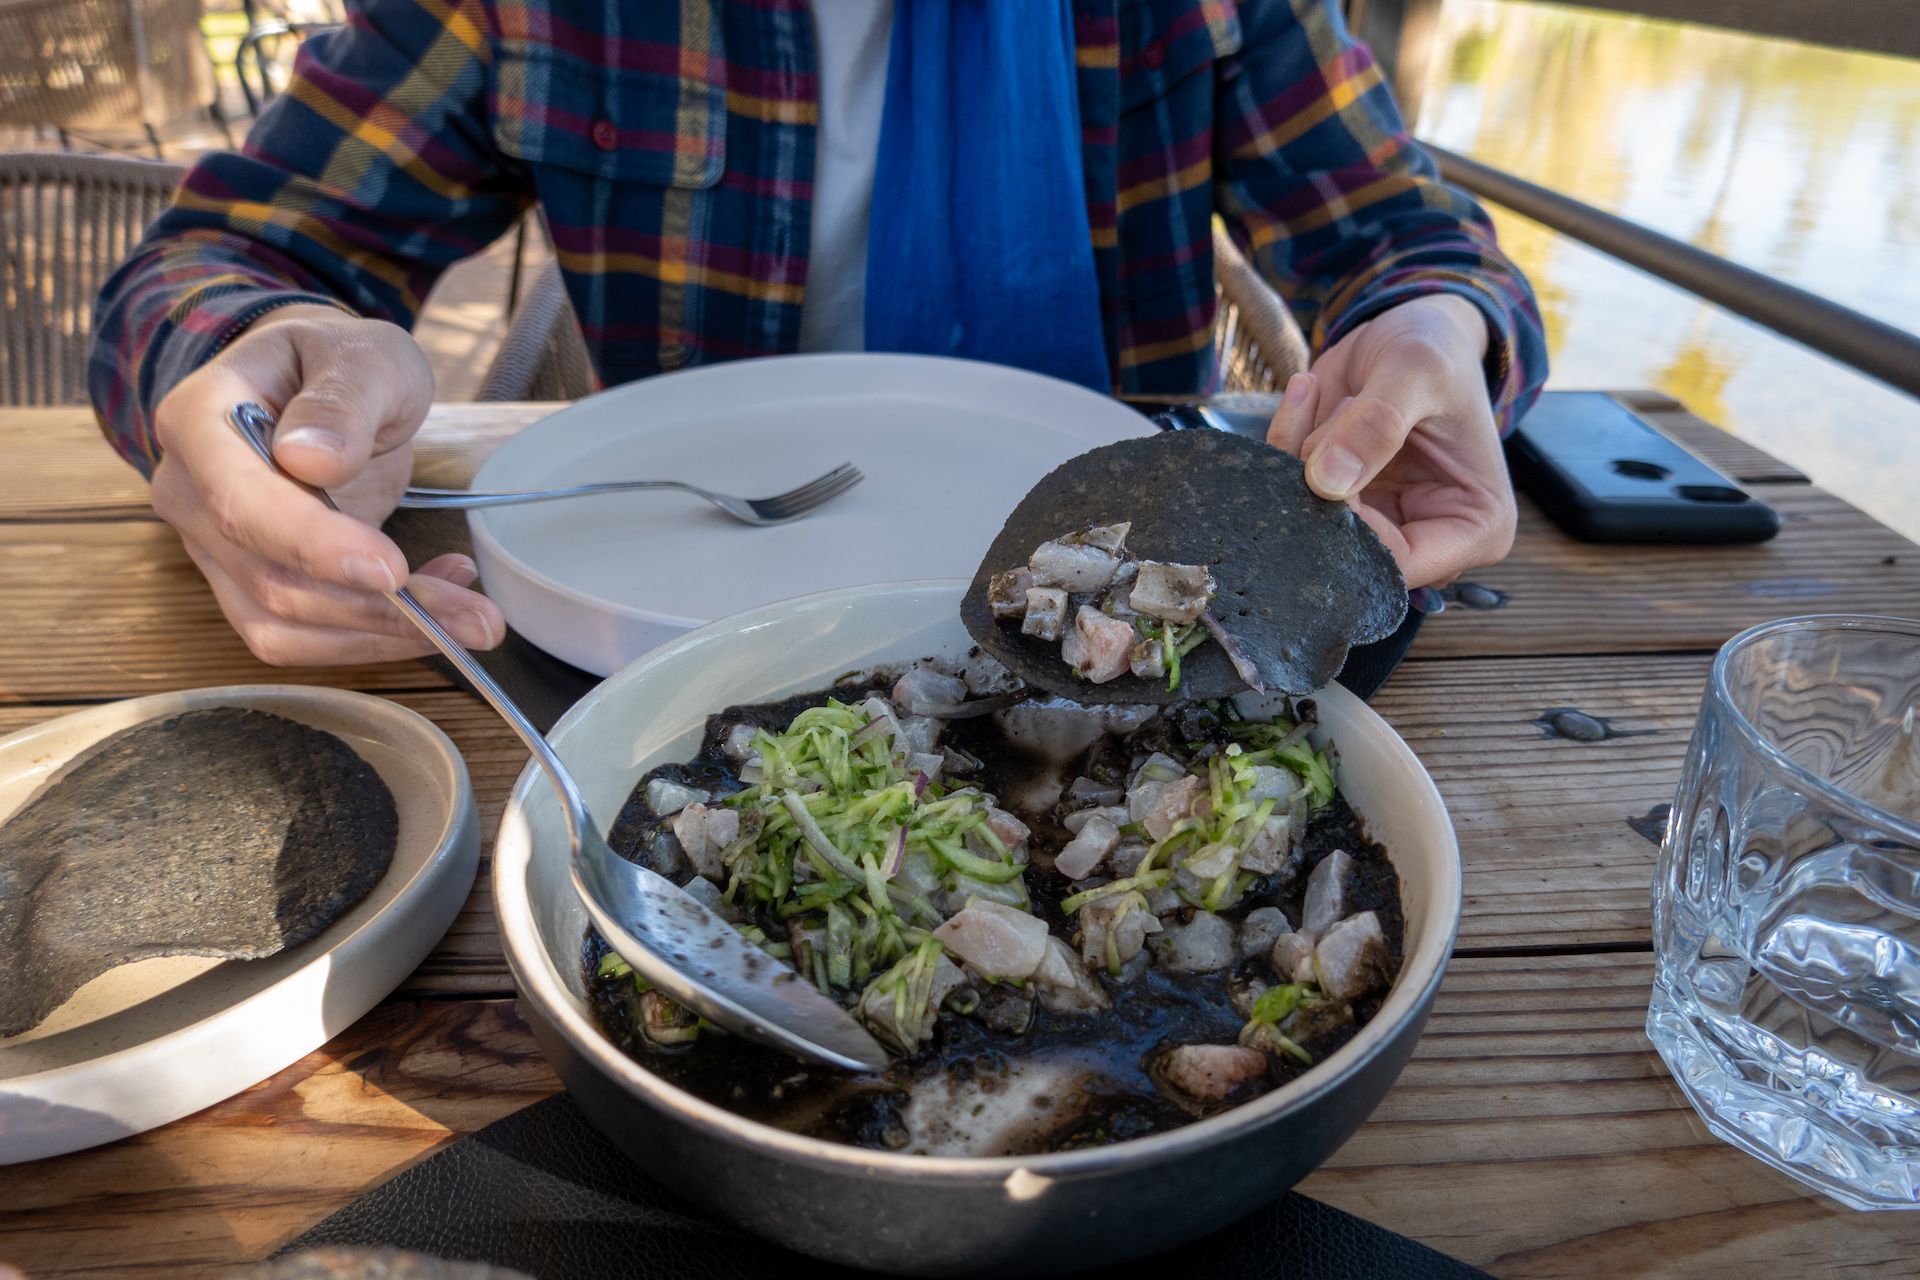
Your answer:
[1266,294,1516,589]
[149,305,504,666]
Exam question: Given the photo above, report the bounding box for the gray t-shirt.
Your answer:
[796,0,894,353]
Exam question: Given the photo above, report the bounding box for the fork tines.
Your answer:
[755,463,863,520]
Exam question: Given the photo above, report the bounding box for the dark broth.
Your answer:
[585,676,1402,1155]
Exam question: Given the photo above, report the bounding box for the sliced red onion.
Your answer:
[1200,610,1265,693]
[882,827,908,879]
[851,715,894,748]
[780,790,863,880]
[912,772,931,800]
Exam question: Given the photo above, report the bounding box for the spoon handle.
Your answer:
[225,402,591,852]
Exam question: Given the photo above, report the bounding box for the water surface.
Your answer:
[1415,1,1920,541]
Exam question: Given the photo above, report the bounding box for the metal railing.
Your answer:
[1426,144,1920,402]
[1509,0,1919,62]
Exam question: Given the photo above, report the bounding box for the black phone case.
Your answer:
[1506,392,1780,543]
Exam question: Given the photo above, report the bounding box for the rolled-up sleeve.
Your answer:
[89,0,528,474]
[1213,0,1548,431]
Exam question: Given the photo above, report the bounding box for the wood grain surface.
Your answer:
[2,644,1696,1014]
[0,1000,559,1279]
[0,405,553,522]
[1414,483,1920,658]
[0,521,453,702]
[3,396,1916,1279]
[7,958,1917,1279]
[1303,953,1920,1276]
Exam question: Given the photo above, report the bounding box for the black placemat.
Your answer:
[283,1093,1484,1280]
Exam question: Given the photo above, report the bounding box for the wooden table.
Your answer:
[2,393,1918,1277]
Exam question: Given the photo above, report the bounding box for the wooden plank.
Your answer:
[0,521,453,702]
[0,651,1703,1011]
[4,395,1800,520]
[5,956,1912,1277]
[0,999,559,1280]
[0,404,552,521]
[0,408,151,520]
[1416,483,1920,659]
[1374,653,1701,951]
[0,650,1708,1002]
[408,402,556,488]
[1608,389,1807,483]
[16,400,1874,689]
[1501,0,1920,61]
[1302,952,1920,1275]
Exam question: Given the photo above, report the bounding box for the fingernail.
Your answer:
[443,556,479,588]
[459,608,499,648]
[1308,446,1365,499]
[1283,372,1312,407]
[342,555,399,592]
[278,427,345,457]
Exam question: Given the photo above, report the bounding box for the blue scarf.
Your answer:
[864,0,1111,392]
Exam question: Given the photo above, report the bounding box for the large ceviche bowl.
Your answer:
[493,581,1461,1276]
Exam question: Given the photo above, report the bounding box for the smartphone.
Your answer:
[1506,392,1779,543]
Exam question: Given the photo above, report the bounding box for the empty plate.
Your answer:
[467,354,1155,675]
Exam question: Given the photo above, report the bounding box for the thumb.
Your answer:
[1301,394,1414,501]
[265,320,433,489]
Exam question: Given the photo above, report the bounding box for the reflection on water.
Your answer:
[1415,0,1920,542]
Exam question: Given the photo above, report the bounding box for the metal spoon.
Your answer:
[226,403,891,1073]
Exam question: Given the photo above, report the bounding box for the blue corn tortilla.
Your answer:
[962,430,1406,702]
[0,707,398,1037]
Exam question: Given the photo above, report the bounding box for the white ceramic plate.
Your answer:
[0,687,479,1164]
[493,581,1460,1167]
[468,354,1156,675]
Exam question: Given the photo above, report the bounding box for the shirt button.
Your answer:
[591,119,618,151]
[1141,38,1166,70]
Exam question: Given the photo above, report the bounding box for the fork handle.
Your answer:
[398,481,691,510]
[225,402,594,850]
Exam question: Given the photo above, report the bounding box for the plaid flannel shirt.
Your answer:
[90,0,1547,486]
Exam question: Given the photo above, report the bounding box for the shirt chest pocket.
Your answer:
[490,45,726,189]
[1119,0,1243,113]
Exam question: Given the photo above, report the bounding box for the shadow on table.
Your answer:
[382,508,599,734]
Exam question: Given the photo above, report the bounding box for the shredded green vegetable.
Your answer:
[862,936,951,1052]
[1064,715,1336,927]
[1242,982,1323,1065]
[1146,619,1210,692]
[1232,719,1336,810]
[1250,982,1309,1025]
[713,697,1024,999]
[596,950,645,987]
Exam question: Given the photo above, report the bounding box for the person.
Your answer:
[90,0,1546,670]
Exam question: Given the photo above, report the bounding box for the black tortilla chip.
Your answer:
[0,707,398,1037]
[962,430,1406,702]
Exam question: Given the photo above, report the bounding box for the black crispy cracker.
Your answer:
[0,707,398,1037]
[961,430,1406,702]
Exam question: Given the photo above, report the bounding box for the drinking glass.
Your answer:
[1649,614,1920,1209]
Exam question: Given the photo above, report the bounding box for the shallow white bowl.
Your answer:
[493,581,1462,1274]
[468,354,1153,676]
[0,686,479,1164]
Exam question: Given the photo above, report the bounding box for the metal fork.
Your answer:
[396,463,864,525]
